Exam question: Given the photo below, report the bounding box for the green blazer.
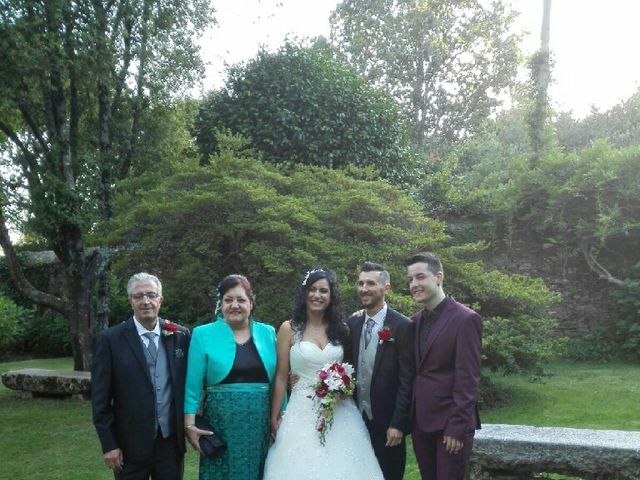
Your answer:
[184,317,277,414]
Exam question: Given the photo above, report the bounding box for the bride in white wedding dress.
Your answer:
[263,269,383,480]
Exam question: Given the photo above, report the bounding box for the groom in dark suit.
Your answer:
[347,262,415,480]
[92,273,190,480]
[406,252,482,480]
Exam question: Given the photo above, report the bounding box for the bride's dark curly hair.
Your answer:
[291,268,350,348]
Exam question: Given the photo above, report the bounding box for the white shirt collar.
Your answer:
[133,316,161,337]
[366,303,387,327]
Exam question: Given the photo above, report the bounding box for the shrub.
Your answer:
[612,265,640,360]
[0,295,30,355]
[483,315,565,377]
[194,42,416,185]
[564,327,617,362]
[19,311,71,357]
[0,294,71,357]
[102,139,561,376]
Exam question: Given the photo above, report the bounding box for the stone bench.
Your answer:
[468,424,640,480]
[1,368,91,399]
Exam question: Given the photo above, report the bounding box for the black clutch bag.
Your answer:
[195,414,227,458]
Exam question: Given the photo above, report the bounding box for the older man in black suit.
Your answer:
[347,262,415,480]
[92,273,190,480]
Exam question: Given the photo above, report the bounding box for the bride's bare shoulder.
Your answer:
[276,320,296,344]
[278,320,295,340]
[278,320,294,333]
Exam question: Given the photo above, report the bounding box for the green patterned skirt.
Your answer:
[199,383,271,480]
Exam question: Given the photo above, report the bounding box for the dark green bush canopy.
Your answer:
[193,43,415,186]
[104,136,561,375]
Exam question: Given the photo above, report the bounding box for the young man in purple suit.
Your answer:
[405,253,482,480]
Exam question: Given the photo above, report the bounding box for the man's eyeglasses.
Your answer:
[131,292,160,300]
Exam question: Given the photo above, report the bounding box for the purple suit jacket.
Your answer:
[411,297,482,439]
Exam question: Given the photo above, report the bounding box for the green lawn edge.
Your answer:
[1,358,637,479]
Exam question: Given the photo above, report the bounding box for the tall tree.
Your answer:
[0,0,212,370]
[330,0,521,150]
[556,86,640,151]
[527,0,552,166]
[194,42,415,186]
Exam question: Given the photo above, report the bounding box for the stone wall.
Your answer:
[447,219,619,339]
[484,234,617,338]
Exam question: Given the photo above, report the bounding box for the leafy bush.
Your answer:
[0,295,70,357]
[0,295,30,355]
[483,315,565,376]
[101,137,561,375]
[612,265,640,360]
[557,86,640,151]
[104,138,445,326]
[564,327,617,362]
[19,311,71,356]
[106,273,133,327]
[193,42,416,185]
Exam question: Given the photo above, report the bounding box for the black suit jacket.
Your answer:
[347,308,415,433]
[92,317,191,461]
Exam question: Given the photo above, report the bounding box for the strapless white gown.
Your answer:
[263,340,384,480]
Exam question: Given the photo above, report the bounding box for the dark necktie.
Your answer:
[143,332,158,362]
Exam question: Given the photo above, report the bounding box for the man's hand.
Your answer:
[287,372,299,389]
[385,427,403,447]
[443,435,463,454]
[103,448,123,472]
[185,425,213,455]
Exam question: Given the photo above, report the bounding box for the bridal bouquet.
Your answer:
[308,362,356,446]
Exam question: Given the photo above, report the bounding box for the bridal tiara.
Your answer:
[301,268,326,286]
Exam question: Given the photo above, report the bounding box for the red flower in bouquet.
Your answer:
[315,385,328,398]
[377,326,394,344]
[308,362,356,446]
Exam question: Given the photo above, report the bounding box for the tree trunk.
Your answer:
[529,0,552,166]
[68,278,95,371]
[1,200,108,371]
[581,239,624,286]
[95,270,111,333]
[65,246,111,370]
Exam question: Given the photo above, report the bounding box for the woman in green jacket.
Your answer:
[184,274,277,480]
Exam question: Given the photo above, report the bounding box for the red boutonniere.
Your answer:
[162,321,179,336]
[378,326,394,345]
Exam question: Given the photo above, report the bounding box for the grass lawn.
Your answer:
[482,361,640,430]
[0,358,194,480]
[0,358,637,479]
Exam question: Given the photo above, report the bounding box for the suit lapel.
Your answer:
[419,301,455,369]
[159,319,176,382]
[371,312,392,379]
[351,313,365,369]
[123,317,153,386]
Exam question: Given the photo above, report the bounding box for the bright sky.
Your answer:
[199,0,640,119]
